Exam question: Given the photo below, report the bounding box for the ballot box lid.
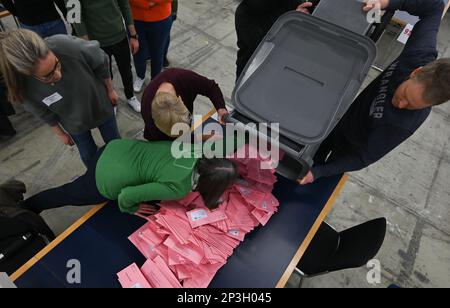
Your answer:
[313,0,373,35]
[233,12,376,145]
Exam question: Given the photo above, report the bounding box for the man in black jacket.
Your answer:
[300,0,450,185]
[235,0,317,79]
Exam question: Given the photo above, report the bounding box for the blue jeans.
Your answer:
[25,147,108,214]
[134,17,173,80]
[70,116,121,167]
[21,19,67,38]
[164,15,175,57]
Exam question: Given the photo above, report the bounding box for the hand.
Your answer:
[296,2,314,14]
[299,171,315,185]
[217,108,229,125]
[363,0,390,11]
[129,38,139,55]
[108,89,119,106]
[58,132,74,146]
[134,203,159,218]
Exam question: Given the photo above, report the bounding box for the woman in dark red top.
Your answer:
[141,68,229,141]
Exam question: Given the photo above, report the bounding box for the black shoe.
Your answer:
[163,57,170,68]
[0,118,16,137]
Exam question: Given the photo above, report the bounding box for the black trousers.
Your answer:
[102,38,134,100]
[235,0,310,78]
[24,148,108,214]
[235,4,274,79]
[235,0,307,79]
[0,88,16,136]
[0,113,15,137]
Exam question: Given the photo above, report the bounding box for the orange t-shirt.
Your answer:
[130,0,172,22]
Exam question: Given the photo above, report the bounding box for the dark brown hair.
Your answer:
[195,158,238,210]
[416,58,450,106]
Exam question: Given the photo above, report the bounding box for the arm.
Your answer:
[188,71,228,123]
[118,182,185,214]
[117,0,139,54]
[118,0,134,27]
[23,101,74,145]
[51,124,74,146]
[188,71,226,108]
[171,0,178,16]
[387,0,444,55]
[311,125,412,180]
[77,38,118,104]
[79,38,111,80]
[103,78,119,106]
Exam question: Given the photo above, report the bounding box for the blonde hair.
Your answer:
[0,29,50,103]
[151,92,190,137]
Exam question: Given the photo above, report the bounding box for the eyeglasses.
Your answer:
[34,58,61,83]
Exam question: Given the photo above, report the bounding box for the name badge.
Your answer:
[42,92,63,107]
[189,209,208,221]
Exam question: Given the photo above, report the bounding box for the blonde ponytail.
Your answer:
[0,29,50,103]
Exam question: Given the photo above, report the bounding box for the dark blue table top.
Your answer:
[15,174,343,288]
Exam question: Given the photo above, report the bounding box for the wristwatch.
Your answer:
[130,34,139,40]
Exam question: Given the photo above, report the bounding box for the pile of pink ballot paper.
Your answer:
[117,145,280,288]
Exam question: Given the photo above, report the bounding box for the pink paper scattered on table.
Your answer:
[141,256,182,288]
[117,263,152,289]
[186,208,228,229]
[119,144,281,288]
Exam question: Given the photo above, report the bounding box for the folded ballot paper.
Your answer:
[120,145,280,288]
[117,263,152,289]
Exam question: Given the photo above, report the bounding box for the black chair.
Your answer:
[295,218,387,280]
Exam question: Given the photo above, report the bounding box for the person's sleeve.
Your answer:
[54,0,68,17]
[117,0,134,26]
[171,0,178,16]
[118,182,185,214]
[187,71,226,110]
[312,125,412,179]
[65,0,88,37]
[77,38,111,79]
[387,0,444,55]
[23,100,59,127]
[0,0,17,15]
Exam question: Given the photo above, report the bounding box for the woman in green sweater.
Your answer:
[24,139,239,215]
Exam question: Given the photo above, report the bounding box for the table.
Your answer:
[11,112,348,288]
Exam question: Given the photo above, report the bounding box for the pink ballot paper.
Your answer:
[117,263,152,289]
[164,236,204,265]
[141,256,182,288]
[186,208,227,228]
[126,144,282,288]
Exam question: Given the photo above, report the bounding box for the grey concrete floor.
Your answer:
[1,0,449,288]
